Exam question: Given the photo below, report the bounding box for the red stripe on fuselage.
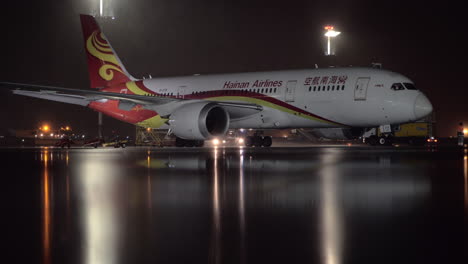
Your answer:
[184,89,346,126]
[99,81,345,126]
[135,81,156,95]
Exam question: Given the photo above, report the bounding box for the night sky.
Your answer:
[1,0,466,137]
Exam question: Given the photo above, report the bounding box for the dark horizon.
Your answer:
[1,0,466,137]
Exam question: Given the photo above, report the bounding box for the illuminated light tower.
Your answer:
[97,0,115,19]
[324,25,341,56]
[100,0,103,17]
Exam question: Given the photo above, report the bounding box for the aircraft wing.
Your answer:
[0,82,263,117]
[1,82,177,105]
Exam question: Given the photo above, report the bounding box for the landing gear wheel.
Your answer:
[245,136,254,147]
[185,140,194,147]
[262,136,272,147]
[378,136,391,146]
[121,143,126,148]
[253,136,263,147]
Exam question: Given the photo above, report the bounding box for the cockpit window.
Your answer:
[391,83,405,91]
[403,83,417,90]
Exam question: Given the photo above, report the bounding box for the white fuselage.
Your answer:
[137,67,432,130]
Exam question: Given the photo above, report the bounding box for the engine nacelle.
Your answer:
[310,128,365,140]
[169,102,230,140]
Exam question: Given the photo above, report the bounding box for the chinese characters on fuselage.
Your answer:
[304,76,348,86]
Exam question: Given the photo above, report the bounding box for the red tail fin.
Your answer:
[80,14,135,89]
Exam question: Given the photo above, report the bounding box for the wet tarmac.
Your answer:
[1,146,467,264]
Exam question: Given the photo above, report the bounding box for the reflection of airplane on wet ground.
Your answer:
[135,149,431,212]
[1,15,432,148]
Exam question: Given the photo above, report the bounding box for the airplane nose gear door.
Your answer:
[285,80,297,102]
[354,77,370,101]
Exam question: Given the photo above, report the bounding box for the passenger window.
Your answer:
[391,83,405,91]
[403,83,417,90]
[341,85,345,90]
[274,88,277,93]
[308,87,311,92]
[313,87,316,92]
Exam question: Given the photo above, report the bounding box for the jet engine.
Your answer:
[169,102,230,140]
[310,128,365,140]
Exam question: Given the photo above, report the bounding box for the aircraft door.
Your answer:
[285,80,297,102]
[354,77,370,101]
[177,85,187,99]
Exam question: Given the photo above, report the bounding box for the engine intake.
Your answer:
[169,102,230,140]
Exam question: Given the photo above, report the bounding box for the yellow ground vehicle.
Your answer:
[391,122,434,145]
[364,113,435,146]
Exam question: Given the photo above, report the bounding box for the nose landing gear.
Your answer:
[366,135,393,146]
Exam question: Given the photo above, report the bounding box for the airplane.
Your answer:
[0,14,433,147]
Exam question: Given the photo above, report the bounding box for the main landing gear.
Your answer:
[244,135,272,147]
[175,137,204,147]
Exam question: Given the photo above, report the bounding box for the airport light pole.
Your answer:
[324,26,341,56]
[100,0,103,17]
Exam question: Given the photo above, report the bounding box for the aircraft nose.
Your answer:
[413,93,433,120]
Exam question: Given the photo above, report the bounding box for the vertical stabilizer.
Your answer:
[80,14,136,89]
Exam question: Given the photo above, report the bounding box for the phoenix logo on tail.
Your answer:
[80,15,135,89]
